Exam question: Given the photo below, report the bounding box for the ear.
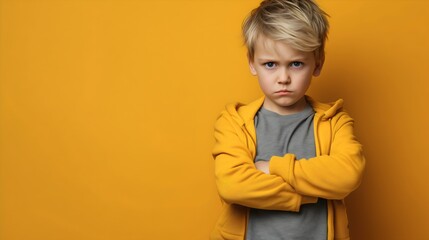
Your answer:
[248,57,257,76]
[313,54,325,77]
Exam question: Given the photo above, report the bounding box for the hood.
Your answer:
[224,96,344,126]
[306,96,344,120]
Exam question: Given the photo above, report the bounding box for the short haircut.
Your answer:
[242,0,329,61]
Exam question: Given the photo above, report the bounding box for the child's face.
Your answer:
[249,35,323,115]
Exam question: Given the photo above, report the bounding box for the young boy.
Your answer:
[211,0,365,239]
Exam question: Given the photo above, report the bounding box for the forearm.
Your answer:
[270,152,365,199]
[269,117,366,199]
[215,154,317,211]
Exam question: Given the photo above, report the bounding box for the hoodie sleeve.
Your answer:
[213,112,317,211]
[269,111,366,200]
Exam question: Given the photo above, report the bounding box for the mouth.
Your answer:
[275,90,292,94]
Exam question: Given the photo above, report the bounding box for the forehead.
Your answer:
[253,35,312,60]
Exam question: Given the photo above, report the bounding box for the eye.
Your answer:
[263,62,276,69]
[290,61,303,68]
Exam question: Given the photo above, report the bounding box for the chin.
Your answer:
[276,100,298,107]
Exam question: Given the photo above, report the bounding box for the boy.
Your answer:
[211,0,365,239]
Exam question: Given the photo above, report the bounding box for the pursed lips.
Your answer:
[275,89,292,93]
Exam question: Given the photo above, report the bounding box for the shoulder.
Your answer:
[215,97,264,127]
[306,95,350,117]
[306,95,354,126]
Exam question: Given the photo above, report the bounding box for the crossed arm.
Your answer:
[213,111,365,211]
[213,114,317,212]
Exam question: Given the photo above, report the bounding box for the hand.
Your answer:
[255,160,270,174]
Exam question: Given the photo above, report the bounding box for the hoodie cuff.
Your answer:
[269,153,295,185]
[301,195,318,205]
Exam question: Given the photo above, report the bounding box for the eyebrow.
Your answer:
[255,56,308,62]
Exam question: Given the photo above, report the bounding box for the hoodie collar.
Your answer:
[225,95,344,126]
[306,96,344,120]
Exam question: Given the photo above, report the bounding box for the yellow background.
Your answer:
[1,0,428,239]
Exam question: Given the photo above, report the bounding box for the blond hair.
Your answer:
[242,0,329,61]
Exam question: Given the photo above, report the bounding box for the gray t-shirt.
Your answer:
[246,104,327,240]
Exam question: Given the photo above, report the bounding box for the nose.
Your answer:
[277,67,291,84]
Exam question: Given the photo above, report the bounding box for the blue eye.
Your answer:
[264,62,276,69]
[290,62,303,68]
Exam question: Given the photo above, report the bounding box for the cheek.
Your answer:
[257,76,272,92]
[294,73,312,90]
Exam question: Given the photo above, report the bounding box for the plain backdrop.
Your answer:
[1,0,429,239]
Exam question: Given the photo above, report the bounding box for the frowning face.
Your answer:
[249,35,323,115]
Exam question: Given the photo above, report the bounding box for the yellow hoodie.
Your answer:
[211,96,365,240]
